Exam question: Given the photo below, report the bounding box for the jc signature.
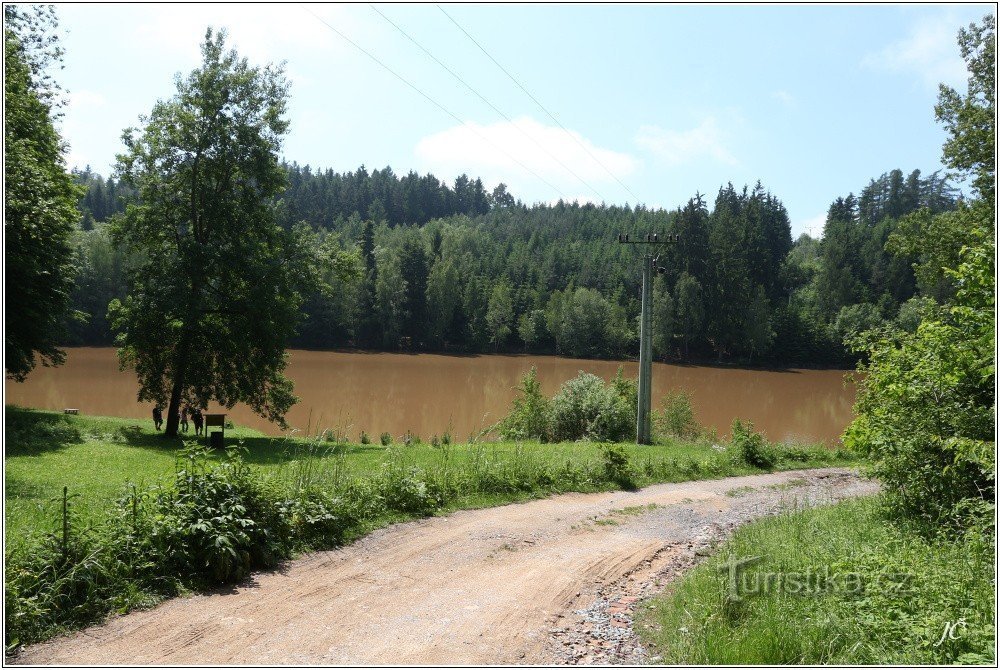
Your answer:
[934,618,967,647]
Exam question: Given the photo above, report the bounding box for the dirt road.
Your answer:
[16,468,876,665]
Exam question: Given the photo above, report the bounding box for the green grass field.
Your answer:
[4,404,859,648]
[636,496,995,665]
[4,405,852,554]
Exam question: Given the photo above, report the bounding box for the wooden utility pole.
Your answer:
[617,232,679,444]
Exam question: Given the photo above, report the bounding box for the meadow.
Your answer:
[636,496,995,665]
[4,405,853,648]
[5,405,851,552]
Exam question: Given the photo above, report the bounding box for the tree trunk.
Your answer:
[164,325,194,437]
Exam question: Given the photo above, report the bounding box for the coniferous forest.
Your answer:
[66,163,958,366]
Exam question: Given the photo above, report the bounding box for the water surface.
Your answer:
[5,348,856,443]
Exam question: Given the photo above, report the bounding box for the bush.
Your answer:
[656,390,700,438]
[600,443,637,490]
[378,467,440,515]
[846,228,995,529]
[359,431,370,445]
[730,420,777,469]
[497,366,551,441]
[549,370,635,442]
[379,431,392,446]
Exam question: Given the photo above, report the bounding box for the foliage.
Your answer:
[497,366,551,442]
[108,29,334,436]
[833,302,883,344]
[4,8,82,380]
[846,16,996,530]
[729,419,778,469]
[4,406,855,648]
[599,443,636,490]
[549,371,636,442]
[935,14,996,202]
[846,213,995,527]
[655,390,700,438]
[636,496,995,664]
[67,160,960,367]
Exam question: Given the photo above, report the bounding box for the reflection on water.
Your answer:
[5,348,856,444]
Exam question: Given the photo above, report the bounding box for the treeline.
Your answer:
[66,165,957,365]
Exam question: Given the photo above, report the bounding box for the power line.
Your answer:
[369,3,606,203]
[437,4,641,204]
[301,5,570,200]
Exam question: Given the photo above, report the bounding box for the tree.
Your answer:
[109,29,326,436]
[847,16,995,527]
[557,288,611,358]
[651,275,675,359]
[485,280,514,350]
[673,272,704,358]
[425,257,461,348]
[354,219,380,347]
[744,284,773,362]
[4,7,82,380]
[397,235,429,347]
[375,253,406,349]
[517,309,547,350]
[935,14,996,202]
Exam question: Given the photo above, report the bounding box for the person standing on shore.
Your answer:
[192,408,204,436]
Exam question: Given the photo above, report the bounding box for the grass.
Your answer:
[636,496,996,665]
[4,406,853,554]
[4,405,856,649]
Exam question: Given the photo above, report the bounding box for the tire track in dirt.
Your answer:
[14,468,876,665]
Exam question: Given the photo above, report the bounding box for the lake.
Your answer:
[4,348,856,444]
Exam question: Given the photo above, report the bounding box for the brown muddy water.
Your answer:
[4,348,856,444]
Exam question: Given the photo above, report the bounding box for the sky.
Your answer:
[52,3,994,237]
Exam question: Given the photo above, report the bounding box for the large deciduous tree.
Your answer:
[846,15,995,527]
[4,6,82,381]
[110,29,326,436]
[935,14,995,203]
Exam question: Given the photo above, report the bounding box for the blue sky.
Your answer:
[54,3,994,237]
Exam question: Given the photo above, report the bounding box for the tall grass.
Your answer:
[636,496,995,664]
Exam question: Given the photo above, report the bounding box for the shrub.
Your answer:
[378,467,439,515]
[359,431,370,445]
[497,366,551,441]
[656,390,700,438]
[287,488,354,548]
[846,226,995,529]
[730,420,777,469]
[600,443,637,490]
[549,370,635,442]
[379,431,392,446]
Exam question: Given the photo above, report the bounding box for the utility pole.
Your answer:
[618,232,679,444]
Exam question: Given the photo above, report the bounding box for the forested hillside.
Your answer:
[66,164,957,365]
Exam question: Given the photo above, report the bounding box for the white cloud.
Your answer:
[127,4,352,67]
[862,15,968,89]
[634,117,739,167]
[414,116,637,203]
[772,90,795,107]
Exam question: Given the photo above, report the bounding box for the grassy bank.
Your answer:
[636,496,995,664]
[4,406,850,552]
[5,406,853,648]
